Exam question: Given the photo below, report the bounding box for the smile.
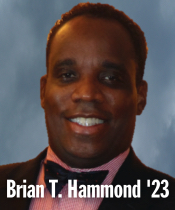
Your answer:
[69,117,104,126]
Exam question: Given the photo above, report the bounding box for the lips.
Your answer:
[69,117,104,126]
[66,112,109,135]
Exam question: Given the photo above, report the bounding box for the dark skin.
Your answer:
[40,16,147,168]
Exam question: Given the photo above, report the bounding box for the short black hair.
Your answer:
[46,2,148,85]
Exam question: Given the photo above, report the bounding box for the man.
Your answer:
[0,2,175,210]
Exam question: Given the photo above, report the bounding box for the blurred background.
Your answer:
[0,0,175,177]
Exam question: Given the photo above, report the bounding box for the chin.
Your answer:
[67,146,99,159]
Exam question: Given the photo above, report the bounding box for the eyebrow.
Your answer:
[54,58,76,68]
[52,59,127,75]
[52,58,76,73]
[102,60,126,72]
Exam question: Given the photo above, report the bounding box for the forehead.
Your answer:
[48,16,136,74]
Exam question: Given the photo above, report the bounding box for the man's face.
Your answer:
[41,16,147,168]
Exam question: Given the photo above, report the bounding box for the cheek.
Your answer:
[108,90,137,113]
[44,87,67,135]
[44,86,71,142]
[45,85,71,114]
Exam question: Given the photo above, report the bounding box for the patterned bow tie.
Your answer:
[44,161,108,196]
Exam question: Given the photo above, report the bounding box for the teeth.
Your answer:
[70,117,104,126]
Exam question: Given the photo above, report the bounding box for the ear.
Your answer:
[136,80,148,115]
[40,75,47,109]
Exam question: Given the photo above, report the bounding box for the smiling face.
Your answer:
[41,16,147,168]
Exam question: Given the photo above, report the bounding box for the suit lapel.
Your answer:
[0,148,47,210]
[98,147,148,210]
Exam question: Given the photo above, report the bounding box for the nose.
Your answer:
[71,78,104,103]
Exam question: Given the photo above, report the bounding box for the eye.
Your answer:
[57,69,78,83]
[61,72,76,78]
[102,74,123,83]
[99,70,125,88]
[104,75,118,81]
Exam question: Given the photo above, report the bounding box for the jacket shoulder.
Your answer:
[0,148,47,188]
[144,164,175,182]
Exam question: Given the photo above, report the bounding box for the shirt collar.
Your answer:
[37,146,130,189]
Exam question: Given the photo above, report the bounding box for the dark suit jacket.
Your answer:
[0,148,175,210]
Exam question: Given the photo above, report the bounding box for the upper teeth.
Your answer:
[70,117,104,126]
